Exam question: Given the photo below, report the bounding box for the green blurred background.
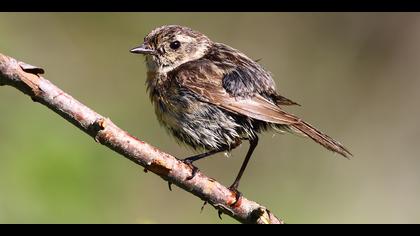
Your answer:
[0,13,419,224]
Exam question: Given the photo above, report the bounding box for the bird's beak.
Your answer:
[130,43,156,55]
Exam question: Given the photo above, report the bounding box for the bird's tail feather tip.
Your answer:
[291,121,353,159]
[337,146,353,159]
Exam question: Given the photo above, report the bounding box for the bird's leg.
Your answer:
[168,149,226,191]
[182,149,224,180]
[182,139,242,181]
[228,136,259,206]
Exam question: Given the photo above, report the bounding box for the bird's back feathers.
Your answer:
[169,44,351,158]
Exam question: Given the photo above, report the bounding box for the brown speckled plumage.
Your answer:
[131,25,351,194]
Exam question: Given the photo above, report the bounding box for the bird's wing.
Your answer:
[172,61,300,125]
[221,65,300,106]
[171,60,352,158]
[208,43,300,107]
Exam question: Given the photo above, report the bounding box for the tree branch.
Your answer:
[0,52,283,224]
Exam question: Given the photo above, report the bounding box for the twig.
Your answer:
[0,53,284,224]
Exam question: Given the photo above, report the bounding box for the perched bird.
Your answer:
[130,25,351,201]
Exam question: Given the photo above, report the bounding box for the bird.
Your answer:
[130,25,352,203]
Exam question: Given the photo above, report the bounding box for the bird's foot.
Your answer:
[228,185,243,207]
[181,159,199,180]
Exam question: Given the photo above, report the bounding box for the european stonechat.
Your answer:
[130,25,352,200]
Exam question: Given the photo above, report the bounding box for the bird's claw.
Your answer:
[228,186,243,207]
[181,159,199,180]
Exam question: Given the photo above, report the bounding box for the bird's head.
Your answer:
[130,25,212,73]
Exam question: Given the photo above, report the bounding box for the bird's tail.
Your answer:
[286,120,352,158]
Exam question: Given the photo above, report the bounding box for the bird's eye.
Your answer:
[169,41,181,50]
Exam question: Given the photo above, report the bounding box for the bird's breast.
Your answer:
[146,71,181,129]
[145,70,246,150]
